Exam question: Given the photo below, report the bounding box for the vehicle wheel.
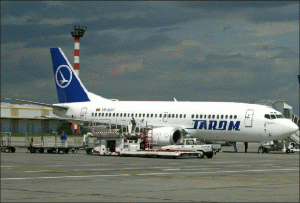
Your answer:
[286,149,290,153]
[10,147,16,153]
[197,151,205,159]
[39,148,44,153]
[72,149,78,154]
[64,149,69,154]
[86,150,92,155]
[206,152,214,158]
[47,149,52,153]
[5,147,10,153]
[258,147,264,153]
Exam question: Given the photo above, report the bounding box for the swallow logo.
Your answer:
[55,65,72,88]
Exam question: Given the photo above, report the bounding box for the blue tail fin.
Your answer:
[50,48,90,103]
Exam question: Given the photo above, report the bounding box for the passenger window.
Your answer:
[230,115,232,119]
[147,114,149,118]
[200,114,202,119]
[180,114,182,118]
[217,115,219,119]
[124,113,127,117]
[196,115,198,119]
[208,115,211,119]
[155,114,157,118]
[172,114,175,118]
[221,115,223,119]
[131,113,134,117]
[225,115,228,119]
[159,114,162,118]
[234,115,237,119]
[184,114,186,118]
[109,113,111,117]
[92,113,94,117]
[191,114,194,118]
[105,113,108,117]
[113,113,115,117]
[168,114,171,118]
[204,115,206,119]
[139,113,141,117]
[102,113,104,116]
[212,115,215,119]
[135,113,137,117]
[151,114,153,118]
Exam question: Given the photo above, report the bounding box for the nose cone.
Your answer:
[290,122,299,134]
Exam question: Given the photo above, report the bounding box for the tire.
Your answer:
[286,149,290,153]
[10,147,16,153]
[39,148,44,153]
[197,150,205,159]
[206,152,214,158]
[258,147,264,153]
[64,149,69,154]
[86,150,92,155]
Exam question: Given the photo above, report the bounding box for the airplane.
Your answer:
[9,47,299,151]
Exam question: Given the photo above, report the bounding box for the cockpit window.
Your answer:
[265,114,278,119]
[275,114,284,118]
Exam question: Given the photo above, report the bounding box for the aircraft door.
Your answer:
[163,112,168,122]
[245,109,254,127]
[80,107,87,119]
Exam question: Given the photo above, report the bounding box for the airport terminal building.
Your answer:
[1,102,60,133]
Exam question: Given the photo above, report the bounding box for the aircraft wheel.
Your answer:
[197,151,205,159]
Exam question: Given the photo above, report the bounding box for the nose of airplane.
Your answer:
[290,122,299,134]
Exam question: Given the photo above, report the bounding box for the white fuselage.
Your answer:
[55,98,297,143]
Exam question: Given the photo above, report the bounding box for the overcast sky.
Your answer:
[1,1,299,116]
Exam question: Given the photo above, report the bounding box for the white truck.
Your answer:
[160,138,221,158]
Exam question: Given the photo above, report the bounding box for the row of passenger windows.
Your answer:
[92,113,186,118]
[191,114,237,119]
[91,112,186,118]
[91,112,237,119]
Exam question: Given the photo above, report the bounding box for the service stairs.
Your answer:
[289,114,300,146]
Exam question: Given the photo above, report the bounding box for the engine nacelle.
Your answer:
[151,127,183,146]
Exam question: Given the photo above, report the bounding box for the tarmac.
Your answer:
[1,142,299,202]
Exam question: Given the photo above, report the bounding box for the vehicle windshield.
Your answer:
[275,114,284,118]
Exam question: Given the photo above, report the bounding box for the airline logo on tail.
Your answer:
[50,47,90,103]
[55,65,72,88]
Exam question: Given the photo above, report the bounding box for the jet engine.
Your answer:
[151,127,183,146]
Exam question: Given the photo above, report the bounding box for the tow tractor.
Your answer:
[160,138,221,158]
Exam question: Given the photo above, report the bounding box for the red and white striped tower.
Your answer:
[71,26,86,134]
[71,26,86,77]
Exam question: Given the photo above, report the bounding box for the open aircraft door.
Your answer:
[80,107,87,120]
[245,109,254,127]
